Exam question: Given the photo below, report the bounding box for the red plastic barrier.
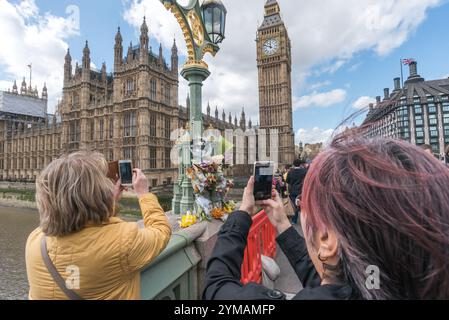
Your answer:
[241,210,276,284]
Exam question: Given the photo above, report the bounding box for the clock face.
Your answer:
[263,39,279,55]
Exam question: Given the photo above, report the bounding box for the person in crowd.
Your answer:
[279,172,286,198]
[420,144,434,156]
[203,135,449,300]
[283,166,290,185]
[286,159,308,224]
[26,152,171,300]
[273,174,283,196]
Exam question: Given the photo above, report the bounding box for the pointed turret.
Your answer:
[20,77,27,95]
[64,48,72,84]
[42,82,48,100]
[171,39,178,74]
[82,41,91,70]
[228,112,232,124]
[127,42,133,63]
[207,101,211,117]
[114,27,123,70]
[140,17,149,51]
[215,106,219,119]
[159,43,163,65]
[234,115,238,127]
[240,107,246,130]
[115,26,123,43]
[222,109,226,122]
[12,80,18,94]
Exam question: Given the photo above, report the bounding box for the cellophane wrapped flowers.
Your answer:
[186,155,236,221]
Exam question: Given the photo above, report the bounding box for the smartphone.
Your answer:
[118,160,133,187]
[253,161,274,201]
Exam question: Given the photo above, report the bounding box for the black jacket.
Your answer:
[286,167,308,196]
[203,211,353,300]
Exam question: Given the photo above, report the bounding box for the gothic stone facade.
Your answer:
[0,19,238,185]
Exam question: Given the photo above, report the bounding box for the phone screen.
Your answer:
[254,163,274,200]
[119,162,133,184]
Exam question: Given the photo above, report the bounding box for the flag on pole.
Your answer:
[402,58,415,65]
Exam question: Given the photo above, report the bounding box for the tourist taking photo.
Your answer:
[25,152,171,300]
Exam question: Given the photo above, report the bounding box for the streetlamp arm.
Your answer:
[160,0,219,66]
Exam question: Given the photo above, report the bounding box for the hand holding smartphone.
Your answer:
[118,160,133,187]
[253,161,274,201]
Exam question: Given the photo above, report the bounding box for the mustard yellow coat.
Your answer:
[25,193,171,300]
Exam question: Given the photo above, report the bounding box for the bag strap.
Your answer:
[40,236,83,300]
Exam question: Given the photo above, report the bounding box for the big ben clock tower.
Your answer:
[257,0,295,166]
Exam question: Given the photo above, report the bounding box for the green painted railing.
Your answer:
[140,223,207,300]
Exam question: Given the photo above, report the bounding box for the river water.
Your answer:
[0,206,39,300]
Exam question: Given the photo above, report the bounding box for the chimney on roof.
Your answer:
[376,96,381,104]
[409,61,418,77]
[393,78,401,91]
[384,88,390,100]
[405,60,424,84]
[369,103,374,112]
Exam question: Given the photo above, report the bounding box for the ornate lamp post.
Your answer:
[160,0,227,214]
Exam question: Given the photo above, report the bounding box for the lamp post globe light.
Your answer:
[159,0,227,215]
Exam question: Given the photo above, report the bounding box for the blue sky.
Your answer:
[1,0,448,144]
[293,0,449,142]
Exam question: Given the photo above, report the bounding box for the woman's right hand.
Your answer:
[132,168,149,198]
[259,189,291,235]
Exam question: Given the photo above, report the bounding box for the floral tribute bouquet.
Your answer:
[185,155,236,222]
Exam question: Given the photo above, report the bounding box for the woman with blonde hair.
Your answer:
[26,152,171,300]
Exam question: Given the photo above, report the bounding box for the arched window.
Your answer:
[123,111,137,137]
[72,93,79,110]
[150,114,156,137]
[125,78,135,95]
[165,85,171,104]
[150,79,157,100]
[109,118,114,139]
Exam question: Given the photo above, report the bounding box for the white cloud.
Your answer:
[122,0,442,119]
[306,80,331,91]
[296,127,334,145]
[294,89,347,110]
[352,96,376,109]
[0,0,79,113]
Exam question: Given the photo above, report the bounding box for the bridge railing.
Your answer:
[241,210,277,284]
[140,223,207,300]
[140,209,277,299]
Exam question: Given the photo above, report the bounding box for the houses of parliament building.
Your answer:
[0,18,238,186]
[0,0,295,185]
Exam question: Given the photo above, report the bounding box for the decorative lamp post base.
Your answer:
[178,64,211,214]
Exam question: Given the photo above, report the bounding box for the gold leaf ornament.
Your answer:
[187,11,204,47]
